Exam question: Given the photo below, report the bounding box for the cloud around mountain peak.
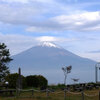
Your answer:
[37,41,62,49]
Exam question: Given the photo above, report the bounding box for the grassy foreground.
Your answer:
[0,89,99,100]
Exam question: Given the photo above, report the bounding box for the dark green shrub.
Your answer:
[25,75,48,88]
[5,73,26,88]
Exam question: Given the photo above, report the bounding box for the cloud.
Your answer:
[1,0,53,4]
[36,36,58,42]
[0,33,99,61]
[0,33,38,55]
[88,50,100,53]
[0,33,77,55]
[26,11,100,32]
[36,36,77,42]
[0,3,44,25]
[0,0,67,26]
[0,0,100,33]
[1,0,29,3]
[77,52,100,62]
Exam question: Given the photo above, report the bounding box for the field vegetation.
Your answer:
[0,87,100,100]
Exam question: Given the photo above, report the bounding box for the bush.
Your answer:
[5,73,48,89]
[5,73,26,88]
[25,75,48,88]
[57,84,65,88]
[37,75,48,88]
[25,75,39,87]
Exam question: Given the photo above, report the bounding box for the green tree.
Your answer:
[25,75,39,88]
[5,73,26,88]
[37,75,48,88]
[25,75,48,88]
[0,43,12,82]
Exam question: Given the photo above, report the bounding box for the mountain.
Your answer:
[10,42,96,84]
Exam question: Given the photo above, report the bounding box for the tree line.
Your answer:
[5,73,48,89]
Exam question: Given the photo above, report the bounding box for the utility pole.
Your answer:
[95,66,98,83]
[95,62,100,83]
[16,67,22,89]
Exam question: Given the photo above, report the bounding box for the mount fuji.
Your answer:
[10,42,96,84]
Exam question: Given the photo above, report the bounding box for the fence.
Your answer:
[15,88,100,100]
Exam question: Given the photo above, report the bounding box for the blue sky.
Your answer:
[0,0,100,61]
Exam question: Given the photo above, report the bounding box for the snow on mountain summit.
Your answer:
[38,42,61,48]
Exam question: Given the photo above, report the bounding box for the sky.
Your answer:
[0,0,100,61]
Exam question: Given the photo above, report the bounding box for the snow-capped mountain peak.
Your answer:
[38,42,61,48]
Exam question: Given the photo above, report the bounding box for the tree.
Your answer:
[5,73,26,88]
[37,75,48,88]
[25,75,48,88]
[25,75,39,88]
[0,43,12,82]
[62,65,72,86]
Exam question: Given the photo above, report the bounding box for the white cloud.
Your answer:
[0,33,37,55]
[50,11,100,32]
[1,0,29,3]
[36,36,58,42]
[0,33,78,55]
[0,4,43,25]
[1,0,54,3]
[36,36,78,43]
[0,33,100,61]
[66,0,78,3]
[26,27,48,33]
[0,0,100,33]
[26,11,100,33]
[31,0,54,3]
[78,52,100,62]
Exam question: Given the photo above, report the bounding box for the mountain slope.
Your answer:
[10,42,96,84]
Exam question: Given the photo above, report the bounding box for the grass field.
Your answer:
[0,89,100,100]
